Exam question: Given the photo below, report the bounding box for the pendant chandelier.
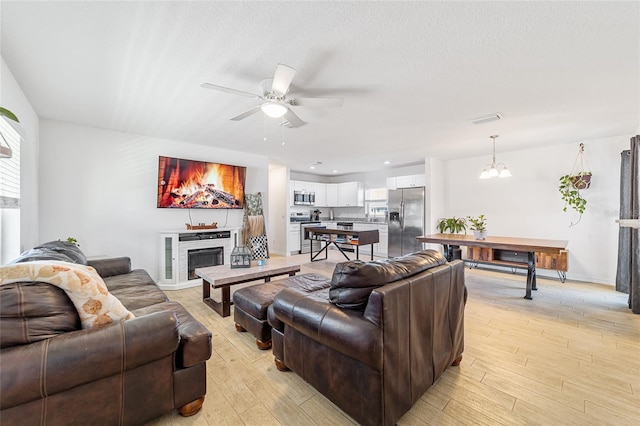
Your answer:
[479,135,511,179]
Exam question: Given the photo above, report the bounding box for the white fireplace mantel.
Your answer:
[158,227,241,290]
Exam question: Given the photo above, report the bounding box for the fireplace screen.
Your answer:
[188,247,224,280]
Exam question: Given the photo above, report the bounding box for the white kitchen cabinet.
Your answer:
[290,180,362,207]
[326,183,339,206]
[386,177,397,190]
[338,181,364,207]
[413,175,426,187]
[288,223,301,254]
[376,224,388,257]
[313,182,327,207]
[354,223,379,255]
[394,174,425,188]
[291,180,327,207]
[294,180,312,192]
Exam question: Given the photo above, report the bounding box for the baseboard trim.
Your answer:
[157,279,202,291]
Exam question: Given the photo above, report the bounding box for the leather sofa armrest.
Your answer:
[132,301,212,368]
[0,312,179,410]
[272,288,383,371]
[87,257,132,277]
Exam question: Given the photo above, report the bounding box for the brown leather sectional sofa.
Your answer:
[0,242,212,425]
[268,250,466,426]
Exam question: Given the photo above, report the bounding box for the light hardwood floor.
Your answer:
[149,251,640,426]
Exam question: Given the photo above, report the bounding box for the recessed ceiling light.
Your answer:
[332,170,338,173]
[310,165,315,169]
[471,113,503,125]
[384,161,390,165]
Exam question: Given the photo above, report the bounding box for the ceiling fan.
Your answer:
[201,64,343,128]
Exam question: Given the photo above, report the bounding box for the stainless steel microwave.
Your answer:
[293,191,315,205]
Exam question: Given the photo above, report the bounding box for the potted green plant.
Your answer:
[436,217,467,234]
[559,174,587,226]
[0,107,19,159]
[0,107,19,123]
[467,215,487,240]
[61,237,80,247]
[568,171,592,190]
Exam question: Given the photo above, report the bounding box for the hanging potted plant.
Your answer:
[467,215,487,240]
[569,171,592,190]
[559,143,591,226]
[565,143,593,190]
[559,174,587,226]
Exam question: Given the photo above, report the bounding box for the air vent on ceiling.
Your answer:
[471,113,503,125]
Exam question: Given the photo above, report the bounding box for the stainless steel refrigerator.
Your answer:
[388,187,425,257]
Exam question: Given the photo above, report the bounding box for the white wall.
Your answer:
[38,120,269,281]
[443,135,630,284]
[1,57,40,258]
[268,163,289,255]
[423,156,444,250]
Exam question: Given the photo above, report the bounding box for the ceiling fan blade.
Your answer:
[230,105,262,121]
[282,108,306,128]
[289,97,344,107]
[201,83,262,99]
[271,64,296,96]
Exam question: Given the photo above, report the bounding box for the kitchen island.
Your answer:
[305,227,379,262]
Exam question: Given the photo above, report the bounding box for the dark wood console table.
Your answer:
[305,227,379,262]
[417,234,568,300]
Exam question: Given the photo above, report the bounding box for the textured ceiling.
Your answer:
[1,1,638,175]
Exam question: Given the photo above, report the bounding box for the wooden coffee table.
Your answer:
[196,258,301,317]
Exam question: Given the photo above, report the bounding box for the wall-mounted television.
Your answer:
[157,156,246,209]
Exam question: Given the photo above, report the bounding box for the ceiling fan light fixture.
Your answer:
[261,102,287,118]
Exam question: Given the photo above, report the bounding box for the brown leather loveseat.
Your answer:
[0,241,212,425]
[268,250,466,426]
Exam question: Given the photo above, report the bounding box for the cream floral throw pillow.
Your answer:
[0,261,134,328]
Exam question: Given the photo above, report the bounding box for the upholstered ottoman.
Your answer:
[232,273,330,349]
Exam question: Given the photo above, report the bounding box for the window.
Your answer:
[365,187,388,221]
[0,117,22,263]
[0,117,20,208]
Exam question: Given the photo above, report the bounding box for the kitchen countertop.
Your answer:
[290,218,388,225]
